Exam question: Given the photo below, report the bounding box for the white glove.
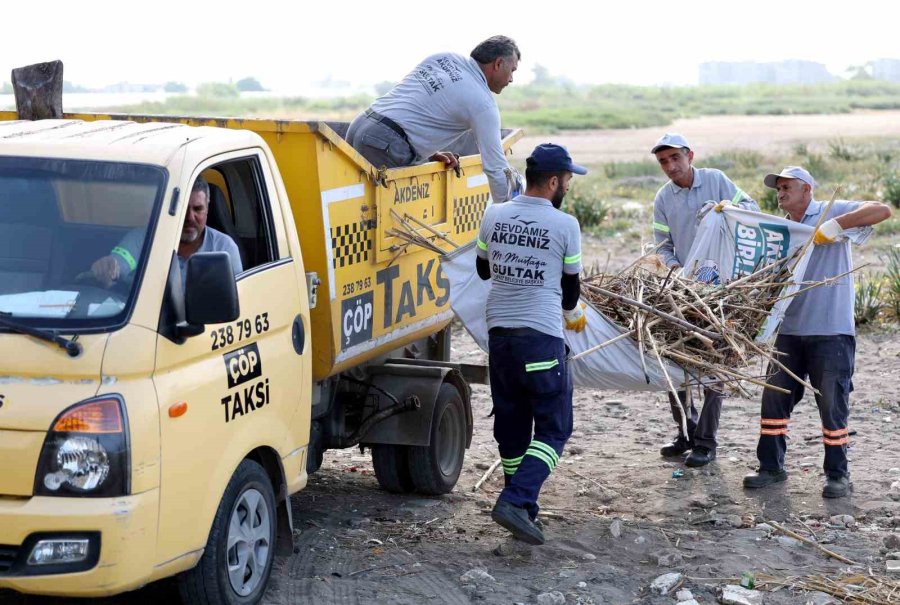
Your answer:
[506,168,525,199]
[813,218,844,245]
[563,302,587,333]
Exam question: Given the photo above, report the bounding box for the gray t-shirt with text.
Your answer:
[371,53,511,204]
[477,195,582,339]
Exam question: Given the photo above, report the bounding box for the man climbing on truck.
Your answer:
[347,35,522,204]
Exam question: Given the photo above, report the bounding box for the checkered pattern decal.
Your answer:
[453,193,489,235]
[331,220,375,268]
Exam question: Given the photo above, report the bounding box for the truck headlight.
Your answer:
[34,396,130,497]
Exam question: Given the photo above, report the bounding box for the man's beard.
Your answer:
[551,182,566,209]
[181,227,201,243]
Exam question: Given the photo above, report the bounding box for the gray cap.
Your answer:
[651,133,691,154]
[764,166,816,189]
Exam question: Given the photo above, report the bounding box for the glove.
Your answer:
[701,200,727,214]
[813,218,844,245]
[563,302,588,333]
[506,167,525,199]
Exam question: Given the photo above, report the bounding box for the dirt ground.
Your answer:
[7,262,897,605]
[3,115,899,605]
[516,111,900,163]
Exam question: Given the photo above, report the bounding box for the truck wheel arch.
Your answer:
[244,446,295,557]
[360,361,473,448]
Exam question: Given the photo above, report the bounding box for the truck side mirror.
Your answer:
[177,252,240,338]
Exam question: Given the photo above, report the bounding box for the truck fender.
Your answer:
[359,362,472,448]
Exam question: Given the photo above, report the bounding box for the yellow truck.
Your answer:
[0,109,520,603]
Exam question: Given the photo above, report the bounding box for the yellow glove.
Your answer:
[563,302,587,333]
[813,218,843,245]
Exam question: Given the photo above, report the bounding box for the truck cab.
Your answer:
[0,119,313,601]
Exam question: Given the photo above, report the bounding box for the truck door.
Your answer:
[152,151,309,565]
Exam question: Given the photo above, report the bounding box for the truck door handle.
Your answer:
[292,315,305,355]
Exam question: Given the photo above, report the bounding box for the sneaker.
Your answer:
[685,446,716,467]
[660,437,693,458]
[822,476,852,498]
[491,500,545,545]
[742,469,788,488]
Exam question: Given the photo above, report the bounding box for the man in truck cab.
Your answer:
[346,35,523,203]
[90,177,243,287]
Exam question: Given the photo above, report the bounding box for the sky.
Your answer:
[2,0,897,94]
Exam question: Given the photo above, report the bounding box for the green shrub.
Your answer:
[828,138,858,161]
[884,248,900,320]
[882,173,900,209]
[564,187,609,228]
[759,187,780,213]
[196,82,240,98]
[854,273,884,325]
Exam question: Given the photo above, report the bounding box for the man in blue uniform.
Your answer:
[743,166,891,498]
[476,143,587,544]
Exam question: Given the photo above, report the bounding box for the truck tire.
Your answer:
[178,459,276,605]
[371,444,415,493]
[407,383,466,495]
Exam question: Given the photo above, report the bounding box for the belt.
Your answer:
[365,109,411,145]
[488,327,543,337]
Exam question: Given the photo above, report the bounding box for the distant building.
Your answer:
[699,61,835,85]
[871,59,900,82]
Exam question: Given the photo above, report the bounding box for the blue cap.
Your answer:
[764,166,816,189]
[526,143,588,175]
[651,132,691,154]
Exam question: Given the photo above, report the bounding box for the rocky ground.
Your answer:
[11,312,895,605]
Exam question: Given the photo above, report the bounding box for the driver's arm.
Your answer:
[91,229,144,287]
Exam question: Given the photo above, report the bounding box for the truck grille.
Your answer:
[0,544,17,573]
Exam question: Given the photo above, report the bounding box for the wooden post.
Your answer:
[12,60,64,120]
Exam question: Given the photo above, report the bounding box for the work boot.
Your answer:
[822,476,851,498]
[685,446,716,467]
[659,436,693,458]
[742,469,788,488]
[491,500,545,545]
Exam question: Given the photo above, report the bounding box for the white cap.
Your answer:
[764,166,816,189]
[651,133,691,154]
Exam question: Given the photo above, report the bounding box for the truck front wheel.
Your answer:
[178,459,276,605]
[407,383,466,495]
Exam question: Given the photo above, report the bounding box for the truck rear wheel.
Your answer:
[178,459,276,605]
[407,383,466,495]
[371,444,415,493]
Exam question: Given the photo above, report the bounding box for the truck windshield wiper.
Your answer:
[0,311,83,358]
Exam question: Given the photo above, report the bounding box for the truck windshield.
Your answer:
[0,157,166,328]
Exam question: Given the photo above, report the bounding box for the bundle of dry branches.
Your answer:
[579,248,819,399]
[754,571,900,605]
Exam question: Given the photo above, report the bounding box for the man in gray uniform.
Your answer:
[347,36,521,204]
[651,133,759,467]
[476,143,587,545]
[743,166,891,498]
[91,177,242,288]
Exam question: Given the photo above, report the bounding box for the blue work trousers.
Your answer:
[489,327,573,521]
[757,334,855,479]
